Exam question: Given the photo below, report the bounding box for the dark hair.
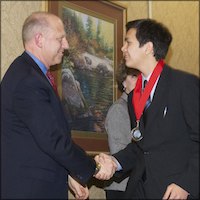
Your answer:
[126,19,172,61]
[116,60,140,92]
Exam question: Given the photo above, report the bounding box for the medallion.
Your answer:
[130,120,143,142]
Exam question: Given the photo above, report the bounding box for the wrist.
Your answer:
[111,156,120,171]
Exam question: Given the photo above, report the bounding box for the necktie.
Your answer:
[143,80,151,111]
[46,71,58,95]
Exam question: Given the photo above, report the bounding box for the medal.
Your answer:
[130,120,143,141]
[131,60,165,142]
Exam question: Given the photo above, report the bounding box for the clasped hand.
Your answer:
[68,153,117,199]
[94,153,117,180]
[68,175,89,199]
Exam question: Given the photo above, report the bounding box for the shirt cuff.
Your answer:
[111,156,122,171]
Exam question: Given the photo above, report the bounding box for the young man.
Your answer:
[95,19,199,199]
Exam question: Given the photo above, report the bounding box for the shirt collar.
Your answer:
[142,72,152,88]
[26,50,48,75]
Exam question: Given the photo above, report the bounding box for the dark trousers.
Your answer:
[105,190,126,199]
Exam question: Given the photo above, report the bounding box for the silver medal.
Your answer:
[130,120,143,142]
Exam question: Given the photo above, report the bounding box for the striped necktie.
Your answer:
[143,80,151,110]
[46,71,58,95]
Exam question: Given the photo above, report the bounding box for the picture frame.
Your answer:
[48,1,126,154]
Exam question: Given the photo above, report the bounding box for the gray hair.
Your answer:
[22,12,54,46]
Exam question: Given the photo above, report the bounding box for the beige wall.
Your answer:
[1,1,199,79]
[115,1,199,76]
[1,1,199,199]
[1,1,45,78]
[151,1,199,75]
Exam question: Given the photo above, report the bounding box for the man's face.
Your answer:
[42,17,69,67]
[121,28,146,70]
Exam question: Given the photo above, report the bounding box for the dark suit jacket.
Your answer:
[1,52,96,199]
[113,65,199,199]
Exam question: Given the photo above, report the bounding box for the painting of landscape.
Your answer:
[60,3,115,133]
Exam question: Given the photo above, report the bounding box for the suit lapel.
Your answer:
[22,52,47,78]
[128,91,137,127]
[22,52,55,90]
[22,52,60,100]
[142,65,171,129]
[128,66,172,148]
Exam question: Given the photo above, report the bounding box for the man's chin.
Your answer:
[125,60,131,67]
[54,58,63,65]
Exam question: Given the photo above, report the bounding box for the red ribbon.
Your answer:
[132,60,164,120]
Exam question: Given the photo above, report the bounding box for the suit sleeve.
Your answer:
[13,75,95,184]
[176,75,199,198]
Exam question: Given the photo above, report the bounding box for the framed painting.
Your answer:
[48,1,126,154]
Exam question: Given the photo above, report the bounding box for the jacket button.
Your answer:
[144,151,150,155]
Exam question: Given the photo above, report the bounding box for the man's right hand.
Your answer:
[94,153,117,180]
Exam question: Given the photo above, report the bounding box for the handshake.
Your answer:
[69,153,118,199]
[94,153,118,180]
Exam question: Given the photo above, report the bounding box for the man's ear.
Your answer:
[144,41,154,55]
[35,33,43,48]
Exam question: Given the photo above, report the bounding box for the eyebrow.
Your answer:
[124,37,129,42]
[125,37,132,42]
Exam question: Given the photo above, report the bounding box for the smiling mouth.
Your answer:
[59,51,65,56]
[124,55,128,60]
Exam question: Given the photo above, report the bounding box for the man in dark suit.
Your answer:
[1,11,116,199]
[95,19,199,199]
